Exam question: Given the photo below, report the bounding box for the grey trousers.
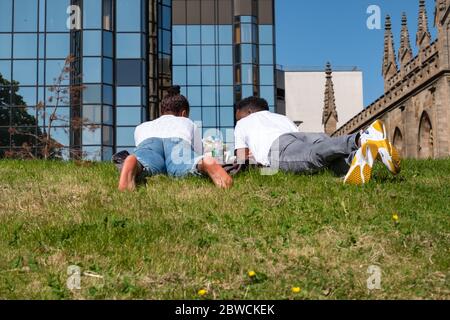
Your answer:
[269,132,359,176]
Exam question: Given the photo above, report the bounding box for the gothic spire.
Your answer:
[416,0,431,49]
[382,15,398,82]
[399,13,413,66]
[322,62,338,135]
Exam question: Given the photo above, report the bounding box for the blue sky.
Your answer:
[275,0,438,106]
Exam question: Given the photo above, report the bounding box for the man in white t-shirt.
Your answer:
[234,97,401,185]
[118,87,232,191]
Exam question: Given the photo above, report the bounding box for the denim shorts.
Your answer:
[134,137,203,178]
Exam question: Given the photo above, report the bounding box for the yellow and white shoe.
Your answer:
[360,120,401,175]
[344,142,379,185]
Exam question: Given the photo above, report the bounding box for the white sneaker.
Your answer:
[344,142,378,185]
[360,120,401,175]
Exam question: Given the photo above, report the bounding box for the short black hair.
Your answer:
[161,85,190,115]
[235,96,269,113]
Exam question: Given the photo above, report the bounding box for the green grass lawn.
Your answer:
[0,159,449,300]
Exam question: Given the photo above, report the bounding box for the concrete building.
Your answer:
[280,65,364,133]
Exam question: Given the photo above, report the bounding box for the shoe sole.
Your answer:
[344,143,378,185]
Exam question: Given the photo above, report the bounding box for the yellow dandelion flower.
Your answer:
[392,214,399,222]
[198,289,207,296]
[248,271,256,278]
[291,287,301,293]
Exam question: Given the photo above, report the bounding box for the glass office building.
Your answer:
[172,0,276,148]
[0,0,172,160]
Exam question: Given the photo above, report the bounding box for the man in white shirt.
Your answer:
[118,87,232,191]
[234,97,401,185]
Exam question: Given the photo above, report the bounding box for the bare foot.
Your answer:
[199,157,233,189]
[118,155,139,192]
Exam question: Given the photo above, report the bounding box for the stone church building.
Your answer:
[331,0,450,159]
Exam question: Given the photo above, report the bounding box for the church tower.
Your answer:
[435,0,450,70]
[322,62,339,135]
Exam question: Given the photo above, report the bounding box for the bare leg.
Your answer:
[118,155,139,192]
[197,156,233,189]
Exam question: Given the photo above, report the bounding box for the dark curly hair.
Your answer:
[160,86,190,116]
[235,96,269,113]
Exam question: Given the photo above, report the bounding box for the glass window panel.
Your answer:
[13,60,37,85]
[0,0,12,32]
[83,84,102,104]
[102,31,113,57]
[201,26,215,45]
[103,126,113,146]
[259,25,274,44]
[220,107,234,127]
[173,26,186,45]
[187,66,201,86]
[13,34,37,59]
[116,107,142,125]
[116,127,135,146]
[202,46,215,65]
[259,45,274,65]
[83,31,102,56]
[83,0,102,29]
[103,105,113,125]
[260,65,274,85]
[219,46,232,65]
[103,85,113,105]
[14,0,38,32]
[38,34,45,58]
[202,87,216,106]
[202,66,216,86]
[202,107,216,127]
[219,86,234,106]
[173,66,186,86]
[103,0,113,30]
[240,24,253,43]
[117,0,141,32]
[219,66,233,85]
[103,58,113,85]
[46,0,70,32]
[12,106,36,125]
[83,127,101,145]
[49,127,70,146]
[160,4,172,29]
[41,107,70,126]
[83,58,102,83]
[82,146,101,160]
[116,59,142,86]
[159,29,172,54]
[242,85,254,98]
[116,87,141,105]
[189,107,202,122]
[0,60,11,82]
[241,64,254,84]
[13,87,36,106]
[116,34,141,58]
[240,16,252,23]
[0,34,12,59]
[83,105,101,124]
[186,25,200,45]
[172,46,186,65]
[187,86,201,106]
[260,86,275,106]
[45,60,67,85]
[46,34,70,59]
[240,44,257,64]
[218,25,232,45]
[187,46,201,65]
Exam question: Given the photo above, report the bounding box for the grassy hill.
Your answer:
[0,159,449,299]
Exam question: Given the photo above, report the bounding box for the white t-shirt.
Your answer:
[234,111,299,166]
[134,115,203,154]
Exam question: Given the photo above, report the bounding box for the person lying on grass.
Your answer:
[234,96,401,185]
[119,87,233,191]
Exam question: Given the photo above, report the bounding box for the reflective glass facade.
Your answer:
[172,0,276,148]
[0,0,172,160]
